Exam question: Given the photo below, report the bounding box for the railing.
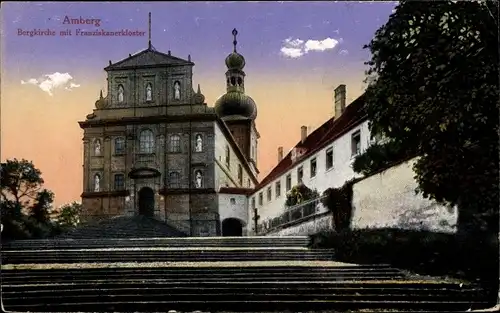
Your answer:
[258,195,328,234]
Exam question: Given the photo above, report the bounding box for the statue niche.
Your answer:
[195,134,203,152]
[174,81,181,100]
[146,83,152,101]
[194,170,203,188]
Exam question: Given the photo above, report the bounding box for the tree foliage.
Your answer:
[285,183,320,207]
[0,159,61,241]
[363,0,499,234]
[56,201,82,229]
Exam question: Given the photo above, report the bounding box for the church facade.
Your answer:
[79,29,259,237]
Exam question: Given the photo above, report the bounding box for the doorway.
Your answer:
[138,187,155,217]
[221,218,243,237]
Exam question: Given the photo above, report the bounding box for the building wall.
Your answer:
[250,120,371,222]
[219,193,248,228]
[214,123,255,189]
[351,158,457,233]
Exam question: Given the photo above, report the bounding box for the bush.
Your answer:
[321,179,356,231]
[310,228,499,303]
[352,140,416,176]
[285,183,319,207]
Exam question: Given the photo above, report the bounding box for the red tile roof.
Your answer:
[253,93,367,193]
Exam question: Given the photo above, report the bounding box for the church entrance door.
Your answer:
[138,187,155,217]
[221,218,243,237]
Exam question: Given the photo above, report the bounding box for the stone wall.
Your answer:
[266,213,334,236]
[350,158,457,233]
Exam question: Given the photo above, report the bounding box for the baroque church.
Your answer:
[79,28,260,237]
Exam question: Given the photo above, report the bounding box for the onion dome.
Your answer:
[214,92,257,120]
[224,29,246,71]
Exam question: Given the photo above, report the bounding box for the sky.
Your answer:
[1,1,398,207]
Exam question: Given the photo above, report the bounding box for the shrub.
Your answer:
[309,228,499,304]
[321,179,356,231]
[352,140,416,176]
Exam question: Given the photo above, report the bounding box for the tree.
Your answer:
[29,189,54,224]
[0,159,44,215]
[56,201,81,229]
[363,0,499,235]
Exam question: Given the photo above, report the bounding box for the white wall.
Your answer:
[219,193,248,223]
[250,120,371,222]
[351,158,458,233]
[214,123,255,189]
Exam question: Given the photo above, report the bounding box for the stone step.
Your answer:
[3,299,489,312]
[2,236,311,249]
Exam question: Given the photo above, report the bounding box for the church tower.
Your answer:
[214,29,260,175]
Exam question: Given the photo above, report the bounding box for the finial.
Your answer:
[99,90,103,99]
[148,12,152,49]
[109,60,112,65]
[168,50,171,55]
[188,54,191,62]
[232,28,238,52]
[197,84,201,94]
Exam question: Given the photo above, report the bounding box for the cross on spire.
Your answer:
[232,28,238,52]
[148,12,152,49]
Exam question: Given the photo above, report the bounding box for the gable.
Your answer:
[105,48,194,71]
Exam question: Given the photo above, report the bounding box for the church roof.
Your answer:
[105,47,194,71]
[253,93,367,194]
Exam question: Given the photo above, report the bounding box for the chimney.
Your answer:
[334,84,346,118]
[278,146,284,162]
[300,126,308,143]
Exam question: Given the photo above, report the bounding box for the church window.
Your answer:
[146,83,153,101]
[169,171,180,188]
[237,164,243,186]
[114,174,125,190]
[117,85,124,103]
[169,134,181,153]
[286,174,292,192]
[267,187,272,201]
[225,146,230,168]
[114,137,125,155]
[139,129,155,154]
[258,192,263,206]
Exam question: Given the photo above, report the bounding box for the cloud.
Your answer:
[21,72,80,96]
[280,37,340,59]
[339,49,349,56]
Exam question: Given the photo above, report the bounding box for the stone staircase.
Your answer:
[56,215,188,239]
[1,236,491,312]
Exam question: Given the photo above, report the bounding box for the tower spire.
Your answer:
[232,28,238,52]
[148,12,152,49]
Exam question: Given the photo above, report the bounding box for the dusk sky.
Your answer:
[1,1,397,206]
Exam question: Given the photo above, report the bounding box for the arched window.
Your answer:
[139,129,155,154]
[169,134,181,153]
[169,171,180,188]
[117,85,124,103]
[114,137,125,155]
